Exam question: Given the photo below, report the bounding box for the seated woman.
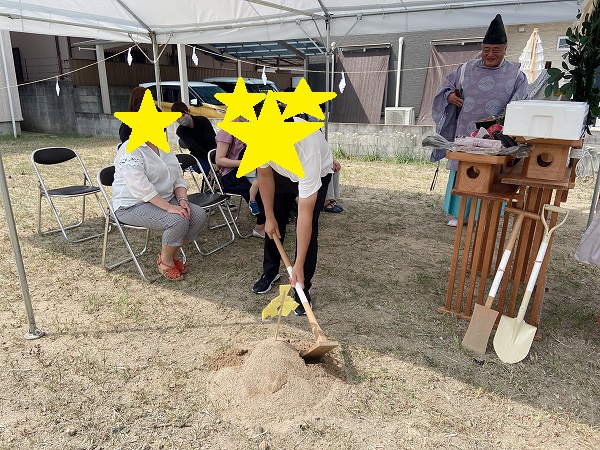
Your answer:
[215,126,266,238]
[113,139,207,280]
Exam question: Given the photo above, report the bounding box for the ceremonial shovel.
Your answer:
[272,234,338,361]
[493,204,568,364]
[462,207,540,354]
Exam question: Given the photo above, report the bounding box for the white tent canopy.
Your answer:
[0,1,579,45]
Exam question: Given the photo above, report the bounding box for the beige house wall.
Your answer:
[0,30,22,124]
[506,21,571,70]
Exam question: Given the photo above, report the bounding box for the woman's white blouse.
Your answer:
[112,141,189,210]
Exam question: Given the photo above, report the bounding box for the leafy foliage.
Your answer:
[545,2,600,133]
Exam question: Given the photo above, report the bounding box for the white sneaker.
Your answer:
[252,229,265,239]
[447,218,458,227]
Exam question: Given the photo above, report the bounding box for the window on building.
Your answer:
[557,36,569,51]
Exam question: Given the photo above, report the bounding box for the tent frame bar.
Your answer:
[0,0,574,43]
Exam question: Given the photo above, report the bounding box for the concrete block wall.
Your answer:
[19,81,76,133]
[328,122,435,160]
[75,113,121,137]
[20,81,132,135]
[74,85,131,114]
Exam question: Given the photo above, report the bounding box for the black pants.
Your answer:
[263,172,331,294]
[222,170,266,225]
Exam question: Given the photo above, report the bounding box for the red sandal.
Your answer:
[157,253,184,280]
[173,259,188,274]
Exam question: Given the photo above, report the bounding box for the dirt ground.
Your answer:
[0,134,599,449]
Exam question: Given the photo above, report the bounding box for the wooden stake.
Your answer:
[274,287,289,341]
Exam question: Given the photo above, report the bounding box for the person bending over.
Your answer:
[252,107,333,316]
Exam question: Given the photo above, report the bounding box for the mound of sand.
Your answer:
[207,339,339,426]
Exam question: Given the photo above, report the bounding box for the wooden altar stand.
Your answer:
[439,138,581,334]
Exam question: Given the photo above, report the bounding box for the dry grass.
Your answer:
[0,133,599,449]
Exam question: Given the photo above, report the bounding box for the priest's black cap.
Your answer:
[483,14,507,44]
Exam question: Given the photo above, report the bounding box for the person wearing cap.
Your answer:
[432,14,528,226]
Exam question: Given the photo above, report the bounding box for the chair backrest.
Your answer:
[98,165,116,187]
[31,146,95,191]
[176,153,197,172]
[177,138,189,150]
[208,148,217,165]
[32,147,77,165]
[96,166,119,220]
[175,153,215,194]
[206,149,226,194]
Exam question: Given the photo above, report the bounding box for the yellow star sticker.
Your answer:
[114,90,181,153]
[262,285,299,320]
[218,93,323,178]
[215,78,266,122]
[275,78,336,120]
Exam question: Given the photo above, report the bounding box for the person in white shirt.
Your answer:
[252,113,333,316]
[113,140,207,280]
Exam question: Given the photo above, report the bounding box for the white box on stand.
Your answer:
[503,100,588,140]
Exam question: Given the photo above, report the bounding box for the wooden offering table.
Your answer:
[440,140,580,334]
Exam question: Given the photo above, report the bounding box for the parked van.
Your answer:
[139,81,227,119]
[203,77,279,94]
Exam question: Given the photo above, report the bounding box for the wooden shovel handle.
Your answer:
[483,207,540,309]
[272,234,330,343]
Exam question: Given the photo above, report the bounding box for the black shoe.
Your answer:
[294,291,313,316]
[252,273,281,294]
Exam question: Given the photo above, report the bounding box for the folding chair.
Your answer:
[96,165,186,282]
[207,149,253,238]
[177,138,214,192]
[31,147,105,243]
[175,153,235,255]
[177,138,188,153]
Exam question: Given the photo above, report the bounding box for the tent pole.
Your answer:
[0,151,44,339]
[95,44,111,114]
[0,31,17,138]
[177,44,189,106]
[151,32,162,107]
[324,18,330,140]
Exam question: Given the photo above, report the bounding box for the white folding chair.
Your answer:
[31,147,105,243]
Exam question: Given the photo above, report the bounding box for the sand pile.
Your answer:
[206,339,339,425]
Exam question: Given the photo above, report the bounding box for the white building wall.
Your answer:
[0,30,22,126]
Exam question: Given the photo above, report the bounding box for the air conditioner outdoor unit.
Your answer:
[385,107,415,125]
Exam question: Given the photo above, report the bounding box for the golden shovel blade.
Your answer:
[493,315,537,364]
[461,303,499,355]
[300,340,339,362]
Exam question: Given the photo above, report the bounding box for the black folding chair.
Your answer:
[31,147,105,243]
[176,153,235,255]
